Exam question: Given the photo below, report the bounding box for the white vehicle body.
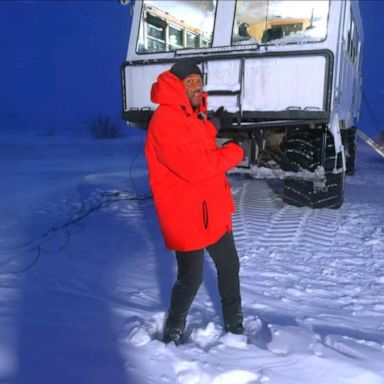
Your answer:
[121,0,363,208]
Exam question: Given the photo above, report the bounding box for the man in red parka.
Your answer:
[145,59,244,344]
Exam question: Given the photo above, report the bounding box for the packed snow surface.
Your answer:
[0,129,384,384]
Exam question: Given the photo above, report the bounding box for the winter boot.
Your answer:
[162,313,186,345]
[225,320,244,335]
[223,303,244,335]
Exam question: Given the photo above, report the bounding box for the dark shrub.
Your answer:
[89,116,121,139]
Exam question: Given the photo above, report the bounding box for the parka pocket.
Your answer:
[202,200,209,229]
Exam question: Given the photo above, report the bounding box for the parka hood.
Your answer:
[151,71,207,116]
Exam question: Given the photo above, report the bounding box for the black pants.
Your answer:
[167,231,243,330]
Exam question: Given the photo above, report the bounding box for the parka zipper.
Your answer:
[202,200,209,229]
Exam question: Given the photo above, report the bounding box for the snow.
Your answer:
[1,129,384,384]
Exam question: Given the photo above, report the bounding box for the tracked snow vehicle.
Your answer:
[121,0,363,209]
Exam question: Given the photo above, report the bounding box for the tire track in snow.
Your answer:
[232,179,277,245]
[261,207,340,248]
[259,206,312,247]
[299,209,340,248]
[231,179,340,250]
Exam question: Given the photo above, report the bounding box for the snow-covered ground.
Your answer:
[0,129,384,384]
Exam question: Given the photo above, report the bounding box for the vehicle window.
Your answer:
[232,0,329,46]
[136,0,216,53]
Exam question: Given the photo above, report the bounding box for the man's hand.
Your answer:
[222,138,245,162]
[213,106,225,118]
[210,106,232,132]
[223,138,242,146]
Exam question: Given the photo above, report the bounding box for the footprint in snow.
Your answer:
[119,312,169,346]
[172,360,209,384]
[212,369,267,384]
[119,317,152,346]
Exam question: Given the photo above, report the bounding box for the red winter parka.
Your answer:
[145,70,244,251]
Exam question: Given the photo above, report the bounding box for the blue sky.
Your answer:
[0,0,131,130]
[0,0,382,137]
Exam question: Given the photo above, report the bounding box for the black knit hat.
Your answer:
[170,59,202,80]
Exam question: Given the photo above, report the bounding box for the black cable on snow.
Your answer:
[0,129,152,275]
[0,191,151,275]
[128,125,151,199]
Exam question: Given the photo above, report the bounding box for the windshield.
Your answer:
[136,0,216,53]
[232,0,329,46]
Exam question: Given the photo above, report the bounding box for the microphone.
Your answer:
[197,112,206,121]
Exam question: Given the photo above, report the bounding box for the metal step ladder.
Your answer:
[356,129,384,159]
